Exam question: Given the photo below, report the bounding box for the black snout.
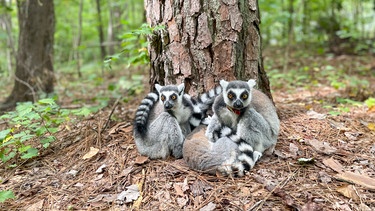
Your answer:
[164,101,174,110]
[233,100,243,109]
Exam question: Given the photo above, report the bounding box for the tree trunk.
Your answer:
[75,0,84,78]
[95,0,107,60]
[0,0,16,82]
[144,0,273,101]
[1,0,55,110]
[107,0,115,55]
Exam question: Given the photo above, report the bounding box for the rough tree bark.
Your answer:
[1,0,55,110]
[144,0,273,100]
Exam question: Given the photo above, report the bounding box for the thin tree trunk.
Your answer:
[95,0,107,60]
[75,0,83,78]
[283,0,294,73]
[0,0,16,81]
[144,0,273,101]
[107,0,115,55]
[1,0,55,110]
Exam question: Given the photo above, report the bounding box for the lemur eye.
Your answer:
[161,95,166,101]
[171,94,177,100]
[242,93,248,100]
[228,93,233,99]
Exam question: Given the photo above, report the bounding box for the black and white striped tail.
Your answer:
[134,92,159,137]
[183,94,205,130]
[186,86,223,130]
[197,86,223,112]
[229,135,263,177]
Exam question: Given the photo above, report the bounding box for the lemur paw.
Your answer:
[201,116,212,125]
[253,151,263,162]
[220,126,233,137]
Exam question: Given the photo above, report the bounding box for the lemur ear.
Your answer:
[247,79,256,88]
[177,83,185,95]
[219,80,228,90]
[155,84,162,93]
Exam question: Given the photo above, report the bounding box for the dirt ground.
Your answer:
[0,52,374,210]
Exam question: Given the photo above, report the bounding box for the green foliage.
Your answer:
[365,97,375,108]
[0,98,92,165]
[108,74,144,97]
[0,190,15,203]
[259,0,375,52]
[104,24,165,69]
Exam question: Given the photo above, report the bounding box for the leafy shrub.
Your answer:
[104,23,165,69]
[0,190,15,203]
[0,98,92,165]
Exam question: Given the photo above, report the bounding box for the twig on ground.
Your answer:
[102,96,121,131]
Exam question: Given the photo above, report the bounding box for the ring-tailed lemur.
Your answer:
[133,83,222,159]
[184,79,279,176]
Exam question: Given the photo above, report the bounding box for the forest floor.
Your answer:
[0,48,375,210]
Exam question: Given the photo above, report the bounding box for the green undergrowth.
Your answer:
[0,98,91,166]
[266,47,375,116]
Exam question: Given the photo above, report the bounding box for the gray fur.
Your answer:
[133,83,222,159]
[183,126,239,175]
[196,79,280,176]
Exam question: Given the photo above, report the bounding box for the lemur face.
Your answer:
[220,80,256,109]
[155,83,185,111]
[226,89,250,109]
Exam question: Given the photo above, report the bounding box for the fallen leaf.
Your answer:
[344,132,359,141]
[190,180,212,197]
[66,169,79,177]
[95,164,107,173]
[117,184,140,203]
[329,120,351,131]
[176,196,188,208]
[134,156,149,165]
[322,157,344,173]
[335,171,375,191]
[306,110,326,120]
[120,167,133,177]
[307,139,337,155]
[94,174,104,181]
[82,147,99,160]
[174,183,185,197]
[318,171,332,184]
[367,123,375,131]
[174,178,189,197]
[289,143,299,157]
[200,202,216,211]
[74,182,84,187]
[336,184,360,201]
[25,199,44,211]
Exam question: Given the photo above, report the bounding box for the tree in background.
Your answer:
[1,0,55,110]
[144,0,273,100]
[0,0,15,81]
